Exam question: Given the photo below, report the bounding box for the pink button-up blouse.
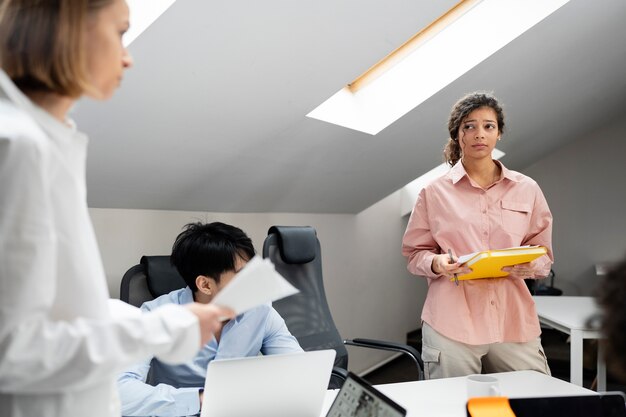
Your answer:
[402,161,553,345]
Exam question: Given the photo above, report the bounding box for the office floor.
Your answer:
[362,328,626,394]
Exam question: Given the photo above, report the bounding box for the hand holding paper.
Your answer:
[211,256,299,317]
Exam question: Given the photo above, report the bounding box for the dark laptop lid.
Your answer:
[326,372,406,417]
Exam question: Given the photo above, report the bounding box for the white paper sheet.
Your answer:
[211,255,299,316]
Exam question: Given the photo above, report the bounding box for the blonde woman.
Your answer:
[0,2,232,416]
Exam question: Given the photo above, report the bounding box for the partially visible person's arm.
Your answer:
[117,357,202,417]
[402,188,443,279]
[115,296,229,416]
[260,308,303,355]
[0,295,201,394]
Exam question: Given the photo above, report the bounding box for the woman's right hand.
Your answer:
[431,254,471,279]
[185,303,235,346]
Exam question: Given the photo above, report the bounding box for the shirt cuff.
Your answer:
[174,387,202,416]
[422,252,444,279]
[532,255,552,279]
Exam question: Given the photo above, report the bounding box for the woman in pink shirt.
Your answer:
[402,92,553,379]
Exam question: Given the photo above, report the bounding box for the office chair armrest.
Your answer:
[344,338,424,380]
[329,366,348,389]
[332,366,348,381]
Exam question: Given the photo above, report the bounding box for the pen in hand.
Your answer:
[448,249,459,287]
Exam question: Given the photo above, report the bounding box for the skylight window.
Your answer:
[307,0,570,135]
[124,0,178,47]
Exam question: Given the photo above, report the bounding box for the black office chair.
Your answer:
[120,255,187,307]
[525,269,562,296]
[263,225,424,388]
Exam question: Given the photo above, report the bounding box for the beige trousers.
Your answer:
[421,322,551,380]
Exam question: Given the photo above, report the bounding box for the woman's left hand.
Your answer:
[502,261,538,280]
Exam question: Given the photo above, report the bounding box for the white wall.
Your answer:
[348,190,426,372]
[523,116,626,296]
[91,209,354,300]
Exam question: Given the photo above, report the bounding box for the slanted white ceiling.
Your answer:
[74,0,626,213]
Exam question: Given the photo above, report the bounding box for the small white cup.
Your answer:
[466,375,501,398]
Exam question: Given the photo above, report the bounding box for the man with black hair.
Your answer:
[117,222,302,417]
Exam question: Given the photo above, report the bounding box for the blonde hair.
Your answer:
[0,0,114,97]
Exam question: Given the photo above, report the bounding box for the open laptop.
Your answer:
[201,349,336,417]
[326,371,406,417]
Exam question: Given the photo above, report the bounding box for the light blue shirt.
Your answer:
[117,287,302,416]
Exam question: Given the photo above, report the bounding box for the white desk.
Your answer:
[533,296,605,390]
[319,370,595,417]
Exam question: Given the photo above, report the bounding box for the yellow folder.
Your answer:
[452,246,547,281]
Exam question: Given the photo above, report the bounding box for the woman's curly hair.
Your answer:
[597,256,626,381]
[444,91,505,166]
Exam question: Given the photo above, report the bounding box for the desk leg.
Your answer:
[570,330,584,386]
[597,341,606,391]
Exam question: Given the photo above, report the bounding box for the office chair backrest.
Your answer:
[120,255,187,307]
[262,226,349,370]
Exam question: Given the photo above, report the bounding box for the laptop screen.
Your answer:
[326,372,406,417]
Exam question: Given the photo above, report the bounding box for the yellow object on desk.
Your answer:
[467,397,516,417]
[452,246,547,281]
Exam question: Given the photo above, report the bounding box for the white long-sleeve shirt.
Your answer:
[0,70,200,417]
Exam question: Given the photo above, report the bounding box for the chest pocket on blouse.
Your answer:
[500,200,531,238]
